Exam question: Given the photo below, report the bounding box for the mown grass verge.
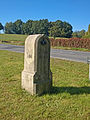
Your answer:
[0,50,90,120]
[0,34,28,45]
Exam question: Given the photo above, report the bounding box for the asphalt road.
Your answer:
[0,44,90,63]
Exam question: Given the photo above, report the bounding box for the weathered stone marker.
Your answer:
[22,34,52,95]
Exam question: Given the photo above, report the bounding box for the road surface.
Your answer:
[0,44,90,63]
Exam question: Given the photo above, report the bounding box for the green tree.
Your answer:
[61,22,73,38]
[22,20,33,34]
[31,20,39,34]
[4,19,73,37]
[85,31,88,36]
[49,20,72,38]
[49,25,61,38]
[72,31,78,38]
[38,19,49,35]
[22,19,49,35]
[49,20,63,38]
[14,19,23,34]
[84,24,90,36]
[79,30,85,37]
[5,22,15,34]
[88,24,90,35]
[0,23,3,31]
[72,30,85,38]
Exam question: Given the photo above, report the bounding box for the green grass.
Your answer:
[0,50,90,120]
[0,34,28,45]
[49,36,68,39]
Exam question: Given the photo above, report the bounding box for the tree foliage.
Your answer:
[88,24,90,35]
[84,24,90,37]
[49,20,72,38]
[72,30,85,38]
[0,23,3,31]
[13,19,23,34]
[5,22,15,34]
[4,19,73,38]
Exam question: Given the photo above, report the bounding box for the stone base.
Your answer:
[22,71,52,95]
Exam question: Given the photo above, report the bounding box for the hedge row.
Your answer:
[50,38,90,49]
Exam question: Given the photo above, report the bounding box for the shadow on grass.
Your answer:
[49,86,90,95]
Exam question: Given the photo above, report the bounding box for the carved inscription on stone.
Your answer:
[26,48,33,64]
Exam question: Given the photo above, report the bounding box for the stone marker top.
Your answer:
[25,34,49,47]
[24,34,50,73]
[25,34,43,45]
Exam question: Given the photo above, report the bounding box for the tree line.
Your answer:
[0,19,73,38]
[1,19,89,38]
[85,24,90,36]
[0,23,4,31]
[72,24,90,38]
[72,30,85,38]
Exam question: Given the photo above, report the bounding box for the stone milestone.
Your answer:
[21,34,52,95]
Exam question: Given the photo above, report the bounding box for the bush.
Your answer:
[50,38,90,49]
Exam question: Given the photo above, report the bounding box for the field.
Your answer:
[0,50,90,120]
[0,34,90,52]
[0,34,28,45]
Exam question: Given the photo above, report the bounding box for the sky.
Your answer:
[0,0,90,31]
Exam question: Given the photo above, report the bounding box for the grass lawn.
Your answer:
[0,34,28,46]
[0,50,90,120]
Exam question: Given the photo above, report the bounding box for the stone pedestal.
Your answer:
[21,34,52,95]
